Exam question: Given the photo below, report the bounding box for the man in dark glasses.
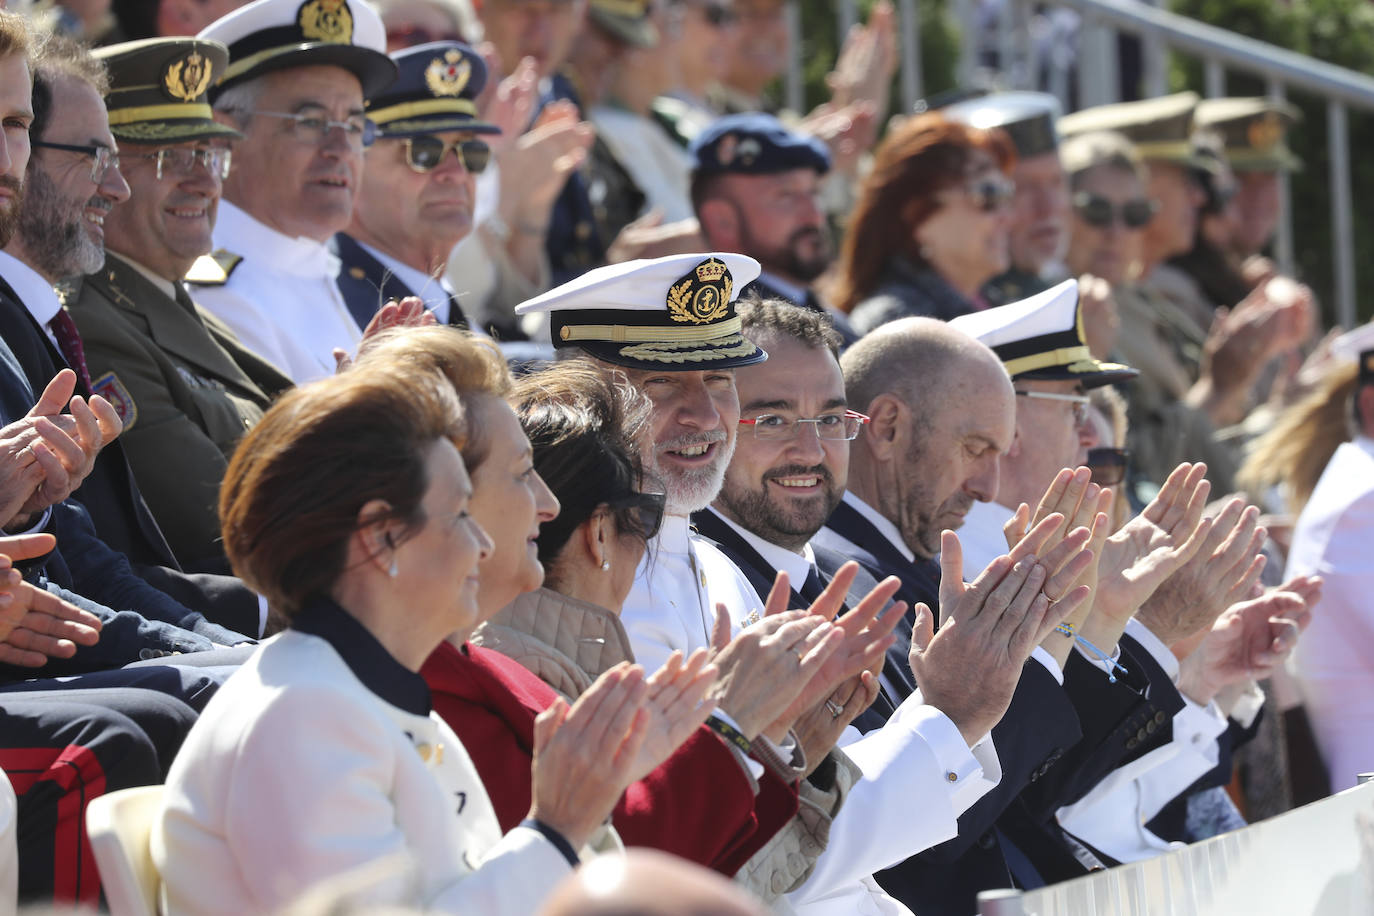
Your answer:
[65,38,294,577]
[335,41,500,331]
[944,92,1073,310]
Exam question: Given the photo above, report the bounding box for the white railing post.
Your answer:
[897,0,923,110]
[977,888,1027,915]
[784,1,803,115]
[837,0,858,45]
[1268,79,1296,277]
[954,0,981,89]
[1204,58,1225,97]
[1140,0,1168,98]
[1328,100,1357,328]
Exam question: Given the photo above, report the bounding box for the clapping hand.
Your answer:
[627,649,719,783]
[0,534,102,666]
[910,530,1093,746]
[1136,496,1267,646]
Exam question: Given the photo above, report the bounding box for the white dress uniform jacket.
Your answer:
[620,514,766,674]
[1288,435,1374,791]
[153,604,574,915]
[190,201,362,383]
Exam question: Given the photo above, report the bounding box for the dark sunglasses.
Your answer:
[385,24,465,48]
[1073,191,1156,229]
[401,136,491,174]
[609,491,666,540]
[1086,447,1130,487]
[960,174,1016,213]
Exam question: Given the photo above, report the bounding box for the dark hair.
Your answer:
[110,0,162,41]
[219,365,465,619]
[31,32,109,144]
[349,326,512,471]
[511,360,652,573]
[831,112,1015,314]
[737,297,842,358]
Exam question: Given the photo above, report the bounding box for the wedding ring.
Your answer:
[825,699,844,719]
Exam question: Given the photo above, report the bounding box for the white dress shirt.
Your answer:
[1288,435,1374,791]
[0,250,62,349]
[190,201,361,383]
[620,515,767,675]
[356,240,455,325]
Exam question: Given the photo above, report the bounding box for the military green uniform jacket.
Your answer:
[64,254,293,574]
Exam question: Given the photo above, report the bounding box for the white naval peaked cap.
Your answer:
[200,0,395,99]
[949,278,1138,388]
[516,254,767,371]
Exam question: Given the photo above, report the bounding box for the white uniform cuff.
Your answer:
[1030,646,1065,685]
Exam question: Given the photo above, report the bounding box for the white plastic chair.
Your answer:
[85,785,163,916]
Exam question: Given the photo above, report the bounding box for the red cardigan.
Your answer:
[422,641,798,875]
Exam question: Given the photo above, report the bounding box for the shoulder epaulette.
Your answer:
[185,249,242,286]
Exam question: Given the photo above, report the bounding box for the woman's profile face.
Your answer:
[394,437,492,636]
[913,151,1013,294]
[468,398,561,616]
[1065,164,1148,286]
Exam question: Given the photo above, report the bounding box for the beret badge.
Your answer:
[1247,111,1283,152]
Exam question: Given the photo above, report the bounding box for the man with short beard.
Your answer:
[690,114,857,343]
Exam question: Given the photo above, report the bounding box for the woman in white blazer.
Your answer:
[152,358,663,915]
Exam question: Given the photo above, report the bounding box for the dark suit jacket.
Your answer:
[67,257,292,574]
[0,333,249,678]
[816,497,1186,913]
[689,507,902,726]
[332,232,468,332]
[0,271,259,637]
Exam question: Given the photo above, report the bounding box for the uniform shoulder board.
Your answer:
[185,249,243,286]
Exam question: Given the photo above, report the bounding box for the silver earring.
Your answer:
[389,557,399,578]
[600,559,611,571]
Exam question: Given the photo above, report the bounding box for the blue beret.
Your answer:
[690,113,830,176]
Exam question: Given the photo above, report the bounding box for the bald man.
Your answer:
[539,850,769,916]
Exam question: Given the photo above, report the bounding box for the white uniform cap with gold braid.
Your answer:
[516,253,766,370]
[199,0,395,99]
[949,278,1138,389]
[1331,322,1374,383]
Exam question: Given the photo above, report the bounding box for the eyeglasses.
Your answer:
[32,141,119,183]
[401,136,491,174]
[956,173,1016,212]
[241,109,376,149]
[129,146,232,181]
[609,491,666,540]
[1014,389,1091,425]
[694,2,736,26]
[1086,447,1130,487]
[738,409,870,441]
[1072,191,1156,229]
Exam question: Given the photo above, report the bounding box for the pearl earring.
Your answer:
[389,557,399,578]
[600,559,611,571]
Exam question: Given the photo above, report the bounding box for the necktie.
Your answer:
[799,565,827,604]
[49,309,92,392]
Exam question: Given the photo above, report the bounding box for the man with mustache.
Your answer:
[189,0,397,382]
[333,40,497,331]
[63,38,292,577]
[690,114,857,344]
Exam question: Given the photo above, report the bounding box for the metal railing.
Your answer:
[784,0,1374,327]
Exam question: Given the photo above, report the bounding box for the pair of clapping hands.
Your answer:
[0,368,120,529]
[1003,461,1319,704]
